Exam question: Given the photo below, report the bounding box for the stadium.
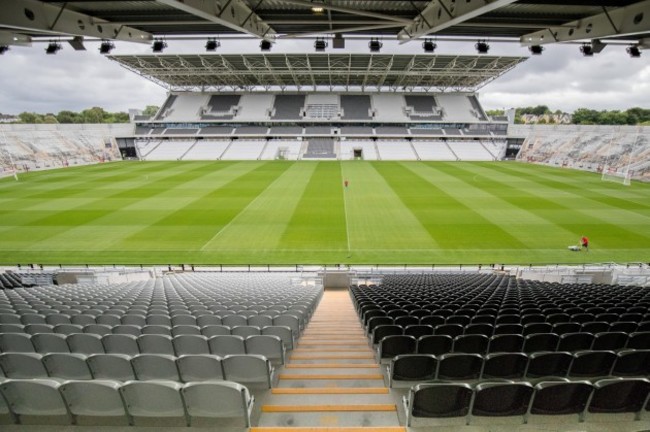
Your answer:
[0,1,650,431]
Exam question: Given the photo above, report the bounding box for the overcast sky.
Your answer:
[0,37,648,114]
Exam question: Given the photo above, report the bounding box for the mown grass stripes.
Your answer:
[0,160,648,265]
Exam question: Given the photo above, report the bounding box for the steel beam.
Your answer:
[521,0,650,45]
[156,0,276,41]
[278,0,410,24]
[0,0,152,43]
[398,0,518,42]
[0,31,32,47]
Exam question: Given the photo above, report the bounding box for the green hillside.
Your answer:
[0,161,648,265]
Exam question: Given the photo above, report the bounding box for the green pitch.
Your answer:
[1,160,649,265]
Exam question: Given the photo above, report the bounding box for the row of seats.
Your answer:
[364,310,650,329]
[0,378,254,427]
[375,331,650,359]
[0,311,305,330]
[368,319,650,340]
[0,323,295,348]
[403,378,650,427]
[0,333,287,361]
[0,352,274,387]
[387,350,650,387]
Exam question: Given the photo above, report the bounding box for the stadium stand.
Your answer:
[412,140,458,161]
[154,95,177,120]
[351,273,650,427]
[447,140,495,161]
[515,125,650,181]
[0,124,124,175]
[220,140,266,160]
[375,140,418,160]
[340,140,379,160]
[437,94,480,123]
[404,95,443,120]
[340,95,372,120]
[145,140,196,161]
[260,140,302,160]
[199,126,234,136]
[302,138,336,159]
[272,95,305,120]
[181,140,230,160]
[200,94,240,120]
[304,94,340,120]
[236,94,275,121]
[372,94,409,122]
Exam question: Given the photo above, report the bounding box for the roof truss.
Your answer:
[109,53,526,93]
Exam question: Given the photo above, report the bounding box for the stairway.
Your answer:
[252,290,404,432]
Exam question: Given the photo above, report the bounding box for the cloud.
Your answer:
[0,39,648,115]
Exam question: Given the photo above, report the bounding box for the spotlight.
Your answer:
[314,37,327,52]
[152,39,167,53]
[369,38,382,53]
[475,40,489,54]
[580,43,594,57]
[422,39,437,53]
[260,40,272,51]
[332,33,345,49]
[205,38,220,52]
[0,45,9,55]
[529,45,544,55]
[45,41,62,55]
[627,45,641,58]
[99,40,115,55]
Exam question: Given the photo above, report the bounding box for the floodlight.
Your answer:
[475,40,489,54]
[369,38,382,53]
[333,33,345,49]
[45,41,62,55]
[260,40,272,51]
[627,45,641,58]
[0,45,9,55]
[529,45,544,55]
[152,39,167,53]
[314,37,327,52]
[422,39,437,53]
[99,40,115,55]
[580,43,594,56]
[205,38,220,52]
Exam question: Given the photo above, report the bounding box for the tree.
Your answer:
[56,110,82,124]
[142,105,160,117]
[82,107,108,123]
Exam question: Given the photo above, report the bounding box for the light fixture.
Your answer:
[627,45,641,58]
[205,38,220,52]
[422,39,437,53]
[45,41,62,55]
[529,45,544,55]
[369,38,382,53]
[99,40,115,55]
[152,39,167,53]
[580,43,594,57]
[314,37,327,52]
[260,40,272,51]
[475,40,489,54]
[0,46,9,55]
[311,6,324,14]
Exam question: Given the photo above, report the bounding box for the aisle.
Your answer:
[252,289,405,432]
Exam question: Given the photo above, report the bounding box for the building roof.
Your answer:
[109,53,526,92]
[3,1,648,48]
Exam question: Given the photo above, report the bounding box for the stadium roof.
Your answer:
[109,53,526,92]
[2,1,649,48]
